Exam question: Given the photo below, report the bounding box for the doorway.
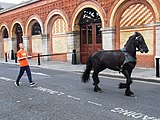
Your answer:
[79,8,102,63]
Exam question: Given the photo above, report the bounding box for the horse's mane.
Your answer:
[124,35,134,47]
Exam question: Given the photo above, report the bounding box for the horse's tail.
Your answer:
[81,55,92,83]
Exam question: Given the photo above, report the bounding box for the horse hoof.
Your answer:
[94,90,102,93]
[130,91,134,95]
[127,94,135,97]
[125,92,135,97]
[94,88,102,93]
[94,88,98,92]
[94,90,98,92]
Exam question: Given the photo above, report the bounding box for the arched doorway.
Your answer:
[3,28,9,38]
[31,22,42,55]
[109,0,157,67]
[79,8,102,63]
[12,23,23,52]
[115,2,156,67]
[16,24,23,51]
[26,16,43,56]
[2,28,9,57]
[46,12,68,62]
[0,27,9,57]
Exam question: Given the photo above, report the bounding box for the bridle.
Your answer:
[135,35,143,51]
[135,35,148,53]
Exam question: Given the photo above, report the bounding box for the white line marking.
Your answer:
[0,76,103,108]
[57,92,65,96]
[88,101,102,107]
[29,98,32,100]
[0,76,15,82]
[34,87,59,95]
[32,72,50,77]
[67,95,80,100]
[111,107,160,120]
[34,86,103,107]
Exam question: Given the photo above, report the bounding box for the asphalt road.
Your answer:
[0,63,160,120]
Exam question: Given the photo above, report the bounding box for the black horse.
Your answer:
[82,32,149,96]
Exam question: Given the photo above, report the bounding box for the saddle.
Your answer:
[119,48,136,72]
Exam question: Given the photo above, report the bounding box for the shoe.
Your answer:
[30,82,36,87]
[15,81,19,87]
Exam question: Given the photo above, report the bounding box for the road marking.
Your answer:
[0,76,15,82]
[2,75,159,120]
[32,72,50,77]
[0,77,84,105]
[29,98,32,100]
[57,92,65,96]
[1,76,160,120]
[111,107,160,120]
[88,101,102,107]
[34,87,59,95]
[34,86,102,107]
[67,95,80,100]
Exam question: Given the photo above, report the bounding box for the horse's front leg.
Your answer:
[92,70,102,92]
[122,70,134,96]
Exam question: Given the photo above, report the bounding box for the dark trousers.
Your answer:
[16,66,33,83]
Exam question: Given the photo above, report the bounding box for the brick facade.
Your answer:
[0,0,160,67]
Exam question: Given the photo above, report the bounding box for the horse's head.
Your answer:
[134,32,149,53]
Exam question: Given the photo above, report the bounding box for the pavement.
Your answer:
[0,58,160,83]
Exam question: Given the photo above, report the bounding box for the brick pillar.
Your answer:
[41,34,49,61]
[23,36,30,53]
[101,27,115,50]
[67,31,80,63]
[155,23,160,58]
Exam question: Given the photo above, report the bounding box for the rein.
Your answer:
[98,49,139,53]
[99,34,142,53]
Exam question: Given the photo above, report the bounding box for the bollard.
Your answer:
[11,50,14,60]
[72,49,77,64]
[38,54,41,65]
[15,53,17,63]
[5,52,8,62]
[155,58,159,77]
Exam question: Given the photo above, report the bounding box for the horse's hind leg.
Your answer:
[92,70,102,92]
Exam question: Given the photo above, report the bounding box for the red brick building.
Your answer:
[0,0,160,67]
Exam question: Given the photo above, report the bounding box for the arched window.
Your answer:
[3,28,8,38]
[79,8,101,25]
[32,23,41,35]
[15,24,22,34]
